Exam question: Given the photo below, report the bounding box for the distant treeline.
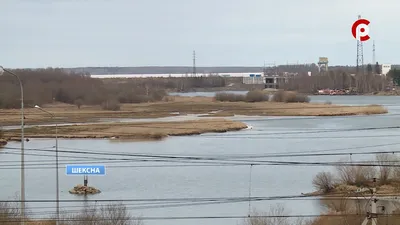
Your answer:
[62,64,352,75]
[0,68,227,109]
[282,70,390,94]
[62,64,397,75]
[65,66,265,75]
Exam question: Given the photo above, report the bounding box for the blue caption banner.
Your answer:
[66,165,106,176]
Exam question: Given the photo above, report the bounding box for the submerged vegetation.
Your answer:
[214,90,310,103]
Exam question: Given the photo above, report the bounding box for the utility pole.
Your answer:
[372,40,376,65]
[263,61,266,76]
[361,178,378,225]
[247,164,253,217]
[192,50,196,77]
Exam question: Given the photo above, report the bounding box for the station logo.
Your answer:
[351,18,370,42]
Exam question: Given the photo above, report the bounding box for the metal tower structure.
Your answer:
[317,57,329,73]
[372,40,376,65]
[192,50,196,77]
[263,62,277,76]
[356,15,364,74]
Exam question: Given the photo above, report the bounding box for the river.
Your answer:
[1,93,400,225]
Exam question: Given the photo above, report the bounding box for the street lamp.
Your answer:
[0,66,25,225]
[34,105,59,225]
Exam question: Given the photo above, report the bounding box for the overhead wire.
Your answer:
[0,213,398,223]
[1,141,399,167]
[3,145,400,162]
[200,125,400,137]
[0,195,343,212]
[2,144,400,169]
[202,134,400,139]
[0,193,349,203]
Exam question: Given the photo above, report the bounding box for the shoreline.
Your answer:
[304,182,400,199]
[2,119,249,142]
[0,139,6,147]
[171,88,400,96]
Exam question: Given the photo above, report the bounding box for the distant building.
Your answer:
[242,73,264,84]
[90,72,261,78]
[264,75,288,89]
[381,64,392,76]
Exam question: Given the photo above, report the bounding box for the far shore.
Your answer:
[0,96,388,126]
[2,118,248,141]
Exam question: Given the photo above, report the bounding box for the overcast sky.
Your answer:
[1,0,399,68]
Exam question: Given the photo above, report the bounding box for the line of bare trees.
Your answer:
[313,153,400,195]
[0,201,142,225]
[281,71,389,94]
[0,68,228,109]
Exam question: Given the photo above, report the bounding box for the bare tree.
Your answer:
[60,203,143,225]
[242,204,290,225]
[312,171,335,193]
[335,158,375,186]
[376,153,395,185]
[336,159,355,185]
[0,201,20,225]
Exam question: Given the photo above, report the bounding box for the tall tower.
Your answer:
[372,40,376,65]
[192,50,196,77]
[356,15,364,74]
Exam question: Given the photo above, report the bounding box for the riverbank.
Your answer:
[0,96,388,126]
[0,138,6,147]
[3,118,248,140]
[304,183,400,197]
[369,90,400,96]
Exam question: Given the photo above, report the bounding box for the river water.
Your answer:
[1,93,400,225]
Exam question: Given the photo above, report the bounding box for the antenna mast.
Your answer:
[192,50,196,77]
[356,15,364,75]
[372,40,376,65]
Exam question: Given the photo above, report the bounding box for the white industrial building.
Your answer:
[381,64,391,76]
[90,72,262,79]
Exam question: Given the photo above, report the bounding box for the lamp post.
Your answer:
[34,105,59,225]
[0,66,25,225]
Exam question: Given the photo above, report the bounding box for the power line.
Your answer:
[3,141,399,163]
[0,194,354,211]
[3,145,400,165]
[3,197,324,216]
[0,214,396,223]
[201,125,400,137]
[202,134,400,139]
[6,145,400,160]
[0,194,322,203]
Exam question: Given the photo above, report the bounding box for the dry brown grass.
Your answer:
[1,202,142,225]
[3,119,248,140]
[0,96,387,126]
